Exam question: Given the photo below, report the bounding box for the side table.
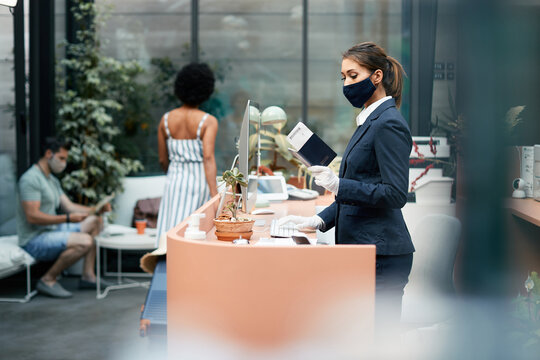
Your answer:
[95,230,157,299]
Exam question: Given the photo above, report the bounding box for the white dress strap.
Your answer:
[196,113,209,140]
[163,112,171,139]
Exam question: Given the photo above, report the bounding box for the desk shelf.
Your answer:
[505,198,540,227]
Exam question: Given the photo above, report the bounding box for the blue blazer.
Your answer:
[319,98,415,255]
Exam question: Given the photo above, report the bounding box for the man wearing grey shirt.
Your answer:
[17,137,110,298]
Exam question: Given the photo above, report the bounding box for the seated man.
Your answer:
[16,137,110,298]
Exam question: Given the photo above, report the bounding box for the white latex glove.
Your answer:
[277,215,324,231]
[308,166,340,194]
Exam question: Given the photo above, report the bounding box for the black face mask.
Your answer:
[342,71,376,108]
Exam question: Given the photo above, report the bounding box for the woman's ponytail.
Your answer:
[384,55,405,108]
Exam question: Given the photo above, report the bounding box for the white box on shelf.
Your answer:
[414,177,454,204]
[410,136,450,158]
[409,168,443,190]
[534,145,540,201]
[521,146,534,198]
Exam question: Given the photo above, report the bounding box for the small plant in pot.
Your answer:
[214,167,255,241]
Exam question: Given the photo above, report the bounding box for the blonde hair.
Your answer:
[343,42,406,108]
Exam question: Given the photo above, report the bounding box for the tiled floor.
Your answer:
[0,272,166,360]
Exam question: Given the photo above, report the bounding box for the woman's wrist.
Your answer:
[65,213,70,223]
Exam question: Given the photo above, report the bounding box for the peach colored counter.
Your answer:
[166,195,376,354]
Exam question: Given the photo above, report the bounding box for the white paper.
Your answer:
[254,237,297,246]
[287,122,313,151]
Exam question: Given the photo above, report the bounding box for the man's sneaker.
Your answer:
[79,278,115,290]
[36,280,73,298]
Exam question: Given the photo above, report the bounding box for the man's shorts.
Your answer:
[23,223,82,261]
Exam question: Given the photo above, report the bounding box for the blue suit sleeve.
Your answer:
[336,118,411,209]
[317,201,337,231]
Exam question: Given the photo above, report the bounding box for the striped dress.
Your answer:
[156,112,211,240]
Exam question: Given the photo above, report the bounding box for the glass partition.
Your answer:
[199,0,303,172]
[0,7,16,164]
[308,0,406,154]
[0,6,19,235]
[96,0,191,174]
[87,0,408,175]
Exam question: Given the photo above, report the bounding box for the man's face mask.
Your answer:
[342,71,376,108]
[48,154,67,174]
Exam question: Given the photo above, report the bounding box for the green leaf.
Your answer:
[274,134,293,161]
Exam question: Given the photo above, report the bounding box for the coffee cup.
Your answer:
[135,219,147,235]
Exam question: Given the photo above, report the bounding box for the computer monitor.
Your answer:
[238,100,260,213]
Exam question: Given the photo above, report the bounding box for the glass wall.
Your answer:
[430,0,457,135]
[97,0,192,173]
[0,7,17,164]
[87,0,408,174]
[0,4,25,235]
[308,0,405,155]
[199,1,303,170]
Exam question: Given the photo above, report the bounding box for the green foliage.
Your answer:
[148,57,178,110]
[504,105,525,134]
[430,87,525,195]
[221,167,247,219]
[259,126,302,175]
[510,272,540,353]
[56,0,142,205]
[106,57,156,172]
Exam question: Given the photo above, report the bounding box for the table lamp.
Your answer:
[0,1,17,7]
[261,106,287,128]
[249,105,261,125]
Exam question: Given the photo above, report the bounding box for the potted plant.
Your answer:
[213,167,255,241]
[510,271,540,355]
[56,0,143,205]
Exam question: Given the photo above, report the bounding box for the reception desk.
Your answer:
[166,195,376,355]
[505,198,540,294]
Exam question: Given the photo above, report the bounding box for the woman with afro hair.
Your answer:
[156,63,219,240]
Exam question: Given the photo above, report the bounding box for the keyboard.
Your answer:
[270,219,297,238]
[287,187,319,200]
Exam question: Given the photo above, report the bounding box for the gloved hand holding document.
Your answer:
[287,122,336,167]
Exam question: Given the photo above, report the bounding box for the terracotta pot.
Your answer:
[287,176,305,189]
[214,230,254,241]
[213,219,255,233]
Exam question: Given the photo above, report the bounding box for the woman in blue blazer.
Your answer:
[280,42,414,330]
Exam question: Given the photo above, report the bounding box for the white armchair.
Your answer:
[112,176,167,227]
[0,235,38,303]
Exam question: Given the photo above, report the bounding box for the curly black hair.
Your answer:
[174,63,215,106]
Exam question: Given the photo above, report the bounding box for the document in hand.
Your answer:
[91,193,115,214]
[287,122,336,167]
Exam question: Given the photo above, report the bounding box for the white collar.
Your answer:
[356,96,392,127]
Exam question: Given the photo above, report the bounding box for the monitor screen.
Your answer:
[256,176,288,201]
[258,178,284,194]
[238,100,260,213]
